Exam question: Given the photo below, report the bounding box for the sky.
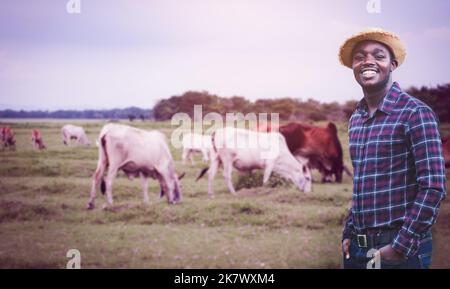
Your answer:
[0,0,449,110]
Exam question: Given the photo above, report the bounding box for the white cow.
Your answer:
[87,123,182,210]
[62,124,91,146]
[182,133,212,165]
[197,127,312,196]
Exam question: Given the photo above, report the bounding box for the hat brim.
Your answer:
[339,29,406,69]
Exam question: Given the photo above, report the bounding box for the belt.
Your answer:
[351,228,399,248]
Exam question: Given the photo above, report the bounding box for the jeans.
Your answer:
[343,231,432,269]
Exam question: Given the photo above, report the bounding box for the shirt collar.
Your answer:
[356,82,402,117]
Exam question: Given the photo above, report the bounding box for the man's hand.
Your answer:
[342,239,351,259]
[378,244,405,261]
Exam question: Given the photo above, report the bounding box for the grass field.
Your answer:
[0,120,449,269]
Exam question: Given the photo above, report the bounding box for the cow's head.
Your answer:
[274,154,312,193]
[159,172,185,204]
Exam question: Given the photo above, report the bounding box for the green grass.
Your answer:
[0,120,449,269]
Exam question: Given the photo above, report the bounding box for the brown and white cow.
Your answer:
[442,136,450,169]
[258,122,351,183]
[62,124,91,146]
[88,123,183,210]
[197,127,311,196]
[31,130,46,150]
[1,126,16,150]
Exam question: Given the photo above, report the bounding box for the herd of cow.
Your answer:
[0,124,91,150]
[87,122,355,209]
[1,122,450,210]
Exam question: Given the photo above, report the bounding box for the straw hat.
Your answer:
[339,28,406,69]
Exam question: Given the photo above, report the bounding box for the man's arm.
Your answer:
[391,106,447,257]
[342,207,355,241]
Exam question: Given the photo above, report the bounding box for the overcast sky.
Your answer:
[0,0,449,110]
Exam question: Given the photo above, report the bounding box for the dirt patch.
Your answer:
[0,257,61,269]
[275,193,310,204]
[237,188,276,197]
[230,203,265,215]
[0,200,57,222]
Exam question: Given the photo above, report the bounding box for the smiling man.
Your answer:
[339,28,446,269]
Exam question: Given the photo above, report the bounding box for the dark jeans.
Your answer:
[343,232,432,269]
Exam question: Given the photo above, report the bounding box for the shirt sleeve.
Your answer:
[391,106,447,257]
[342,208,355,241]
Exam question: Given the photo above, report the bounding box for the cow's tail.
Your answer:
[96,135,109,195]
[196,167,209,182]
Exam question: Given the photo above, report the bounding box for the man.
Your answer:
[339,28,446,269]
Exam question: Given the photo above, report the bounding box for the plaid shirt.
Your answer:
[343,82,447,257]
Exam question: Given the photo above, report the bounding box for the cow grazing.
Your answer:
[1,126,16,150]
[61,124,91,146]
[197,127,312,196]
[280,122,351,183]
[31,130,46,150]
[182,133,212,165]
[443,137,450,168]
[259,122,351,183]
[88,123,183,210]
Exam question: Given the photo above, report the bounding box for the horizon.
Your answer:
[2,80,449,111]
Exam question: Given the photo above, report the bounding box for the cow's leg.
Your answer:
[201,149,209,163]
[182,149,189,165]
[207,157,219,197]
[222,159,237,195]
[87,165,105,210]
[263,160,275,185]
[140,173,150,204]
[88,178,98,210]
[103,167,118,209]
[87,138,110,210]
[303,164,313,193]
[189,151,195,166]
[173,176,182,203]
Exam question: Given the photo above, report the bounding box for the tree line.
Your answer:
[0,107,152,121]
[152,83,450,123]
[1,83,448,123]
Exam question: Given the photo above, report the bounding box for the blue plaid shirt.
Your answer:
[343,82,447,257]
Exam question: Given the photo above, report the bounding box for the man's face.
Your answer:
[352,41,397,91]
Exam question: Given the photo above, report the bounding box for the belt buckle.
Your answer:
[357,234,367,248]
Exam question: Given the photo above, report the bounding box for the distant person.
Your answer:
[339,28,446,269]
